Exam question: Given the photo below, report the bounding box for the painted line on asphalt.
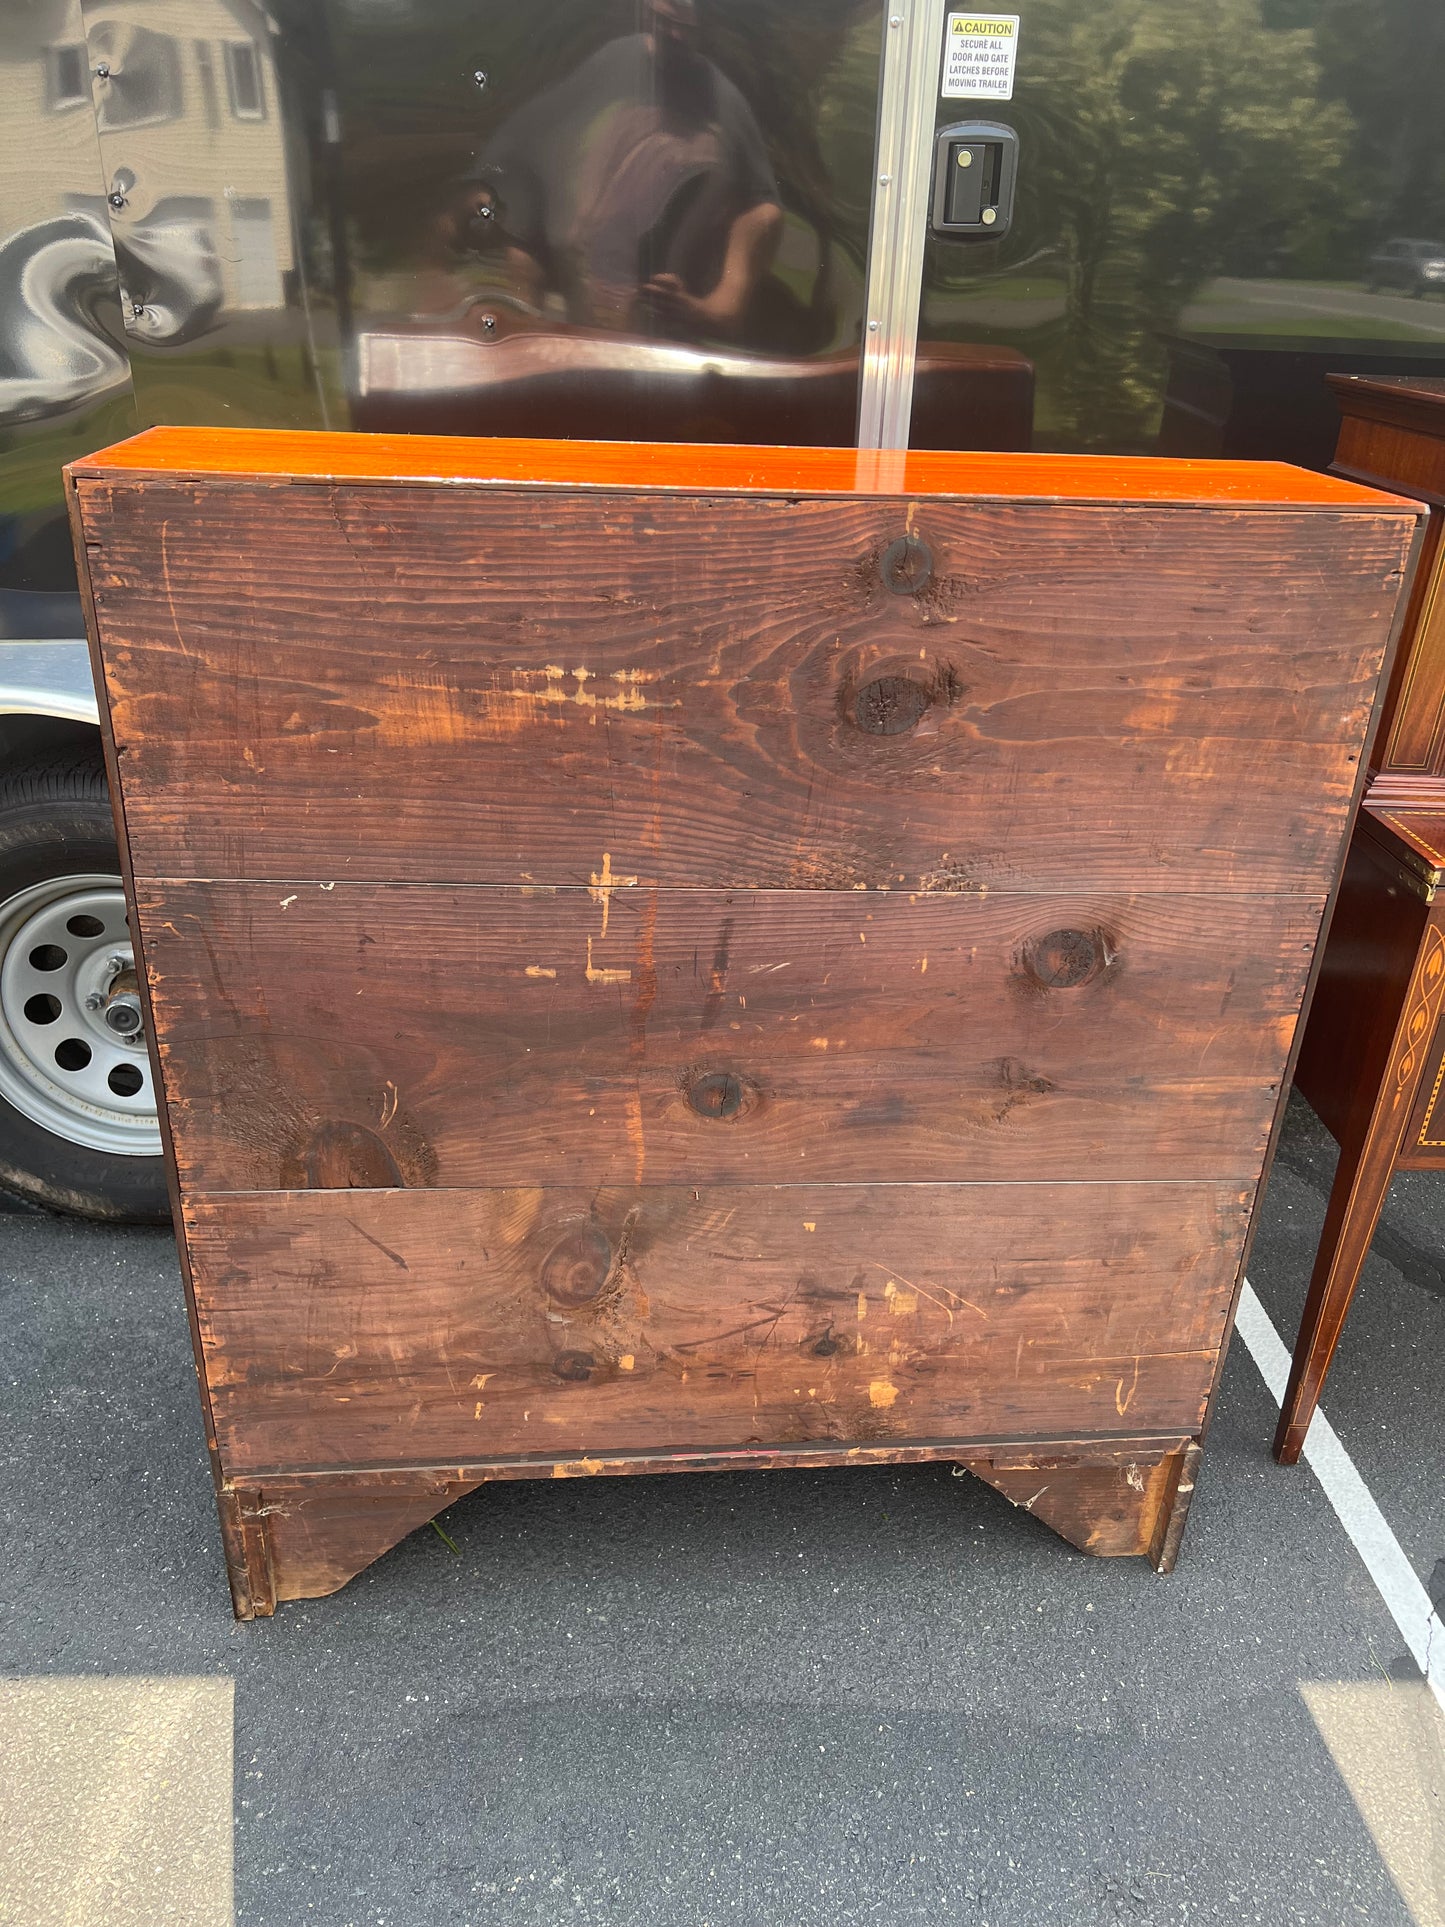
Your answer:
[1236,1280,1445,1713]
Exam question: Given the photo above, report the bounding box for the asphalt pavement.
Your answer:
[2,1092,1443,1927]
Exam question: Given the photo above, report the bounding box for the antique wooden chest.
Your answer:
[66,428,1418,1616]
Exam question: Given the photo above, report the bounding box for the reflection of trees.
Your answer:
[695,1,879,349]
[1312,0,1445,262]
[815,12,886,253]
[298,0,1445,449]
[1013,0,1353,448]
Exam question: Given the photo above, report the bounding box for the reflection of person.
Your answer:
[461,0,783,339]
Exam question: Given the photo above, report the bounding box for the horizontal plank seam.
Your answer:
[221,1431,1197,1484]
[70,470,1420,513]
[133,876,1337,901]
[182,1180,1260,1201]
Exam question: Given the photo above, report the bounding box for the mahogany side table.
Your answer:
[1276,374,1445,1460]
[1329,374,1445,807]
[1278,807,1445,1460]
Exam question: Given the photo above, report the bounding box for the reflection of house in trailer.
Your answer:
[0,5,127,427]
[0,9,102,244]
[82,0,295,322]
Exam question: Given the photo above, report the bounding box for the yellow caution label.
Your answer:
[942,11,1020,99]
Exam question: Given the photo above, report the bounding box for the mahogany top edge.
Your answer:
[1329,373,1445,409]
[66,426,1420,512]
[1363,802,1445,883]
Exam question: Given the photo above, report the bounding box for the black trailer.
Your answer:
[3,0,1444,1216]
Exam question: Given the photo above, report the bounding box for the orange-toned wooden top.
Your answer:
[68,425,1421,512]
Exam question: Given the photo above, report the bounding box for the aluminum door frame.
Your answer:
[856,0,947,454]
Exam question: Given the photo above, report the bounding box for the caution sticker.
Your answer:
[941,12,1020,99]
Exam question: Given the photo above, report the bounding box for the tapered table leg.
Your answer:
[1274,1125,1399,1463]
[1275,914,1445,1463]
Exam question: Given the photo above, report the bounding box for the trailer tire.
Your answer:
[0,753,169,1222]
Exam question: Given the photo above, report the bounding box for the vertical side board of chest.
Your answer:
[67,430,1421,1615]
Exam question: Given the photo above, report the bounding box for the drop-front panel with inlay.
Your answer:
[67,427,1419,1616]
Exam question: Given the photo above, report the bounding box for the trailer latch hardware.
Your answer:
[931,120,1018,240]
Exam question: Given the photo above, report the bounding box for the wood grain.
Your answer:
[68,431,1419,1597]
[970,1446,1186,1559]
[230,1435,1197,1611]
[183,1181,1248,1476]
[139,881,1322,1189]
[1293,826,1431,1148]
[224,1433,1198,1612]
[1274,379,1445,1457]
[79,479,1410,891]
[1275,821,1445,1462]
[1330,376,1445,799]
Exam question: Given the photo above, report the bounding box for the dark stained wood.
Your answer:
[228,1433,1197,1612]
[1278,380,1445,1452]
[1362,807,1445,888]
[1272,381,1445,1457]
[214,1483,275,1620]
[1379,517,1445,790]
[68,429,1418,1607]
[969,1441,1194,1559]
[138,881,1322,1191]
[1403,1012,1445,1155]
[1276,801,1445,1461]
[1330,376,1445,500]
[65,466,264,1628]
[1330,376,1445,804]
[230,1473,476,1616]
[1146,1439,1202,1574]
[183,1181,1248,1477]
[78,478,1410,892]
[1291,827,1433,1148]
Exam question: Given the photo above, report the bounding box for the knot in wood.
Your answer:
[687,1070,746,1120]
[1028,928,1104,990]
[540,1222,613,1304]
[854,674,932,737]
[879,532,933,595]
[552,1349,596,1382]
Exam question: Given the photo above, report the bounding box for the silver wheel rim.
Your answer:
[0,874,161,1157]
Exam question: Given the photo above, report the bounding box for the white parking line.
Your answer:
[1235,1280,1445,1713]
